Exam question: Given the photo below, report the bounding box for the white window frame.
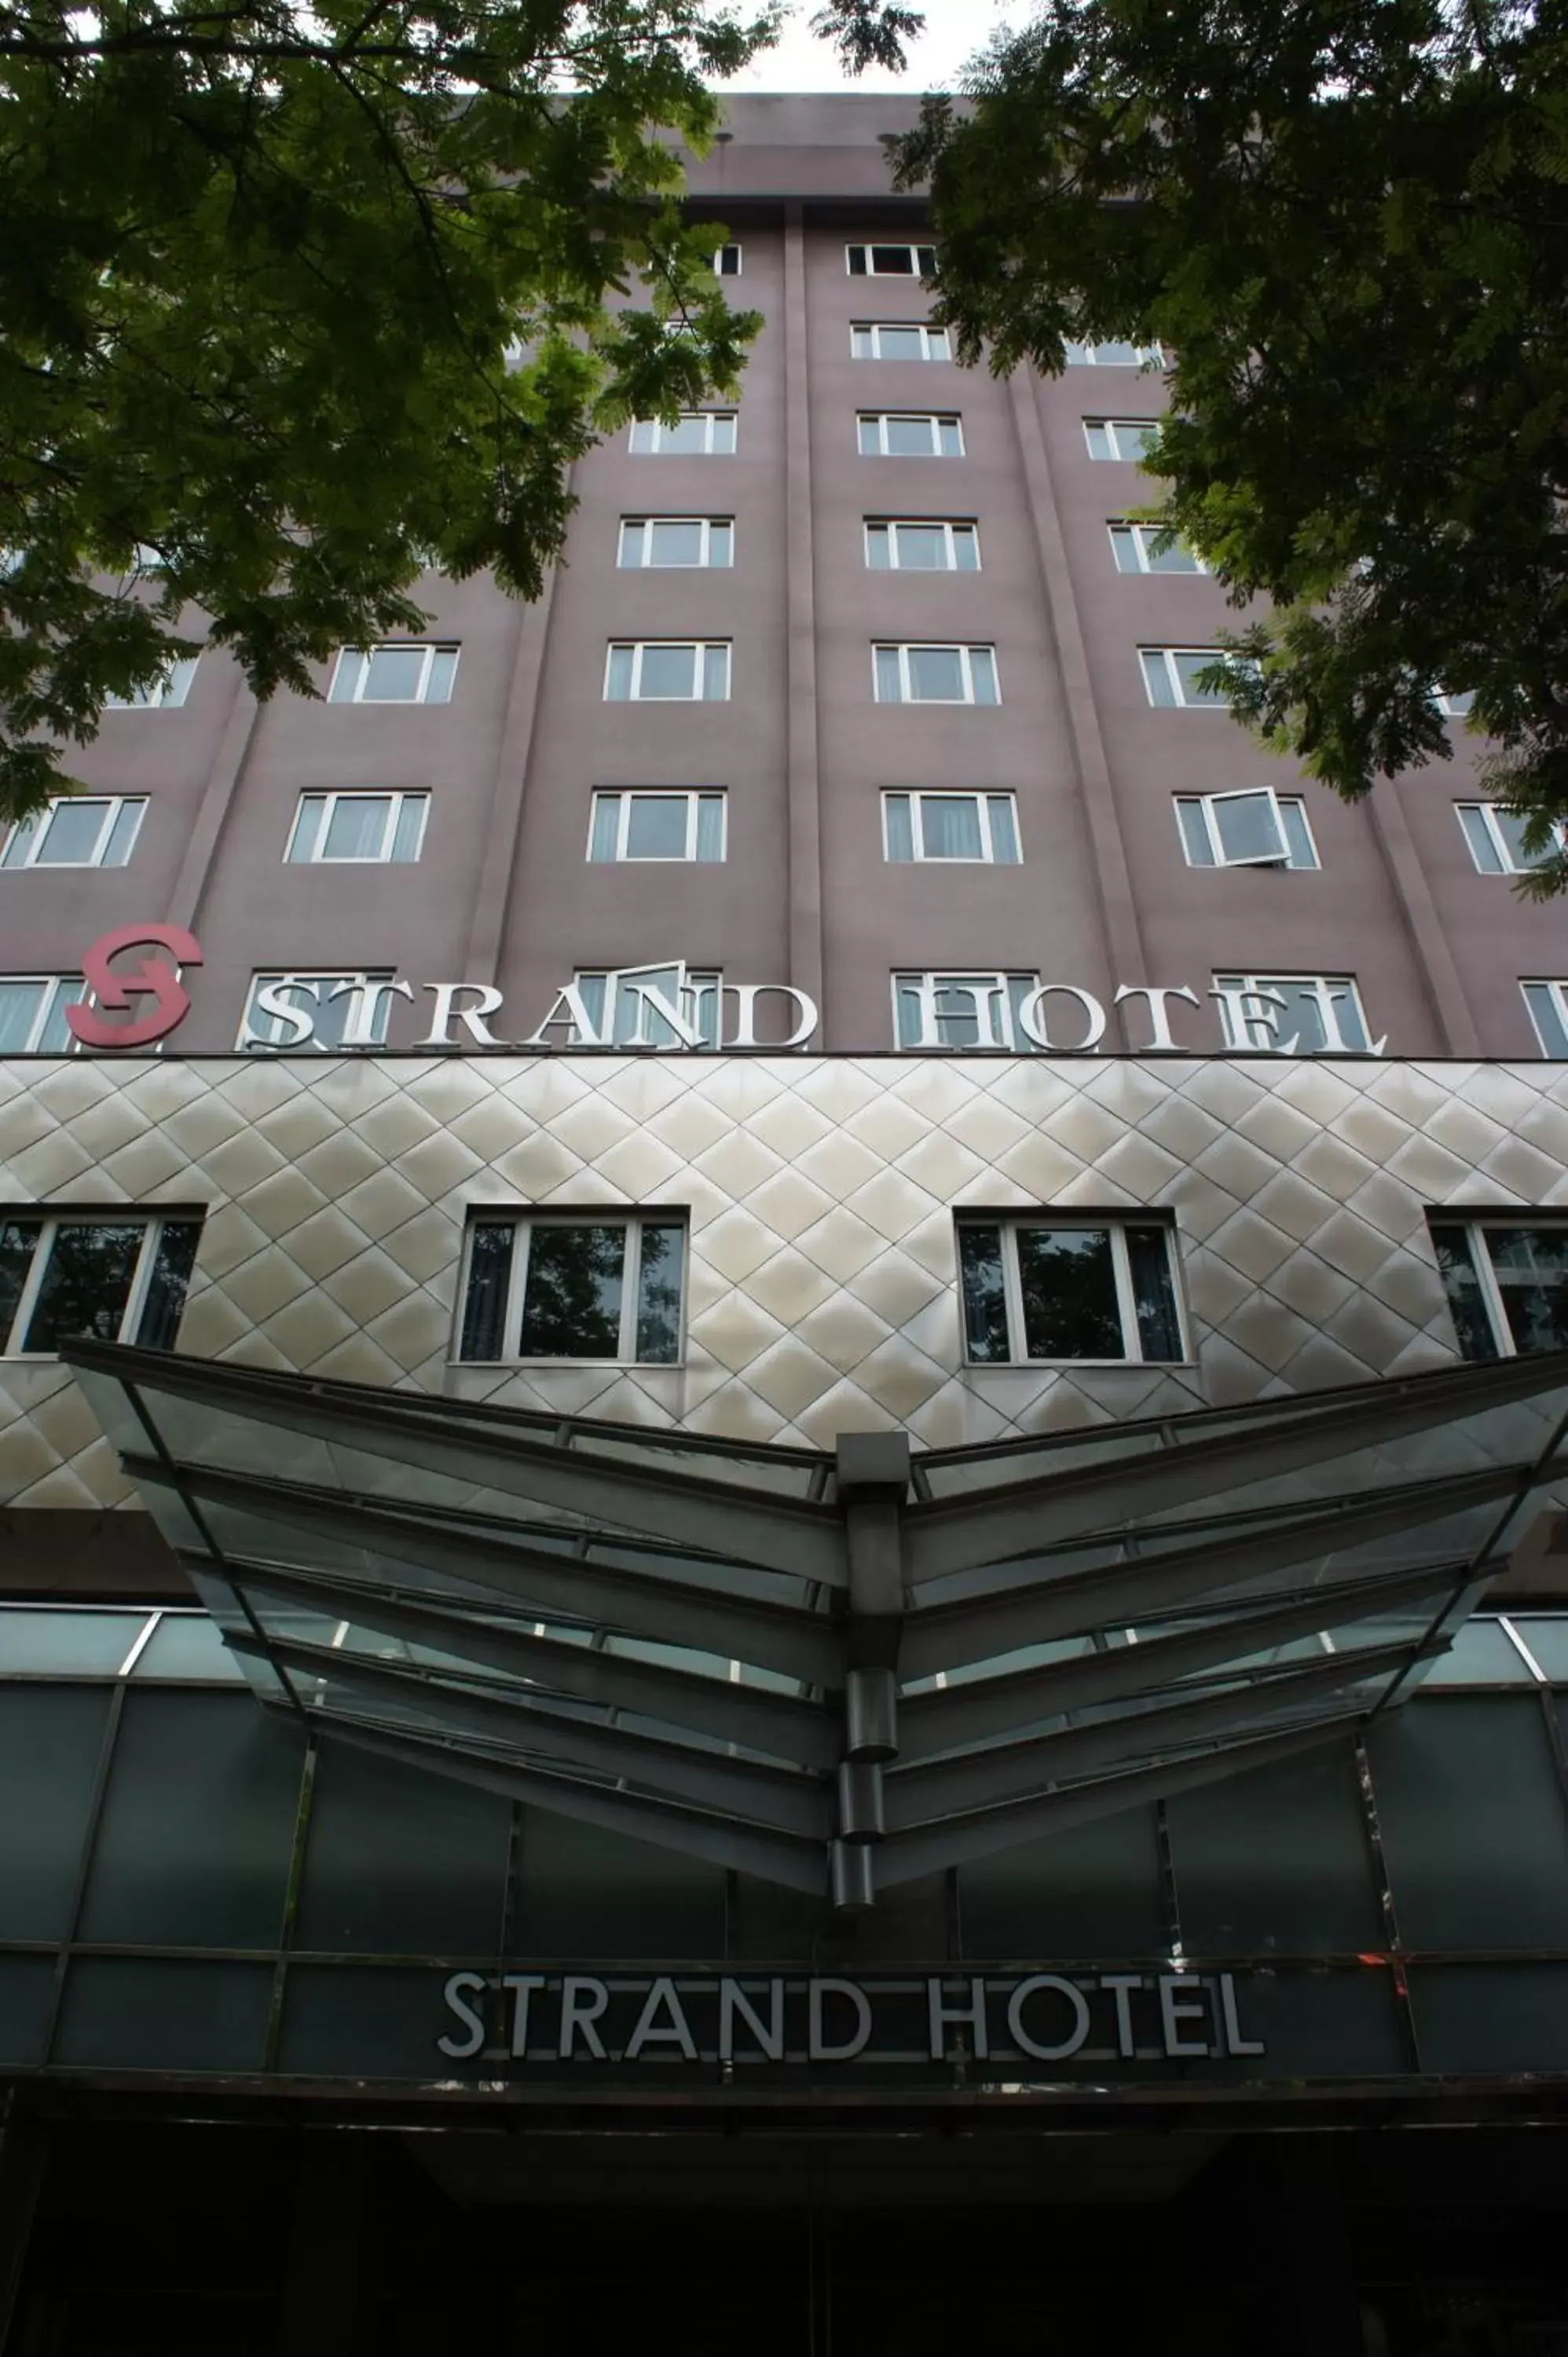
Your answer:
[1437,690,1475,719]
[852,322,951,361]
[617,517,734,569]
[568,965,722,1049]
[857,412,964,458]
[628,412,737,455]
[845,243,937,277]
[881,792,1019,863]
[238,971,401,1052]
[892,972,1042,1051]
[1064,339,1166,366]
[1212,973,1376,1054]
[0,1211,198,1358]
[713,244,742,277]
[328,644,457,705]
[456,1211,688,1367]
[1141,647,1248,708]
[284,790,429,865]
[1456,803,1565,875]
[0,974,88,1053]
[0,795,146,870]
[1109,522,1208,574]
[603,642,731,702]
[863,519,980,572]
[1429,1217,1568,1362]
[1174,790,1318,871]
[955,1215,1189,1368]
[104,656,199,710]
[1522,981,1568,1058]
[587,790,727,863]
[873,643,999,705]
[1083,418,1161,461]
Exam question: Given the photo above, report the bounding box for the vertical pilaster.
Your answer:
[1365,790,1483,1054]
[167,666,258,931]
[462,548,564,985]
[782,204,826,1017]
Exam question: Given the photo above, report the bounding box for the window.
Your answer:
[1212,973,1374,1054]
[0,975,87,1053]
[104,657,198,710]
[1110,523,1207,574]
[617,518,734,569]
[852,322,950,361]
[884,793,1020,863]
[0,1211,202,1357]
[1457,804,1563,875]
[858,412,964,457]
[604,643,731,702]
[589,791,726,862]
[1084,419,1160,461]
[459,1212,686,1365]
[571,966,721,1048]
[865,519,979,571]
[957,1216,1186,1365]
[1437,690,1475,719]
[284,792,427,865]
[328,645,457,705]
[1,796,145,870]
[1522,982,1568,1057]
[1175,790,1318,870]
[893,972,1040,1050]
[1141,647,1250,709]
[1064,339,1165,366]
[847,244,936,277]
[628,413,737,456]
[1431,1220,1568,1361]
[714,244,742,277]
[874,643,999,704]
[240,971,400,1052]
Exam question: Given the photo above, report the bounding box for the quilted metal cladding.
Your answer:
[65,1339,1568,1908]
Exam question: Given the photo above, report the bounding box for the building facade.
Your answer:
[3,92,1568,2357]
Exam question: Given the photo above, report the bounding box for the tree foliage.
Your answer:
[897,0,1568,892]
[0,0,916,817]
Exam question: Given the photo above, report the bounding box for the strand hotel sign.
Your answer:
[62,926,1387,1058]
[437,1968,1268,2069]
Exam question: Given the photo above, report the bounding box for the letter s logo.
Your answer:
[66,925,203,1050]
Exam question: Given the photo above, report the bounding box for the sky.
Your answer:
[726,0,1010,92]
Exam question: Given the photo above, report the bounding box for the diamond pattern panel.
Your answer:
[2,1051,1568,1503]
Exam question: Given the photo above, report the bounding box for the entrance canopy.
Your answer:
[67,1341,1568,1908]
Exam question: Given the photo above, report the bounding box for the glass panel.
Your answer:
[954,526,980,570]
[1487,1227,1568,1355]
[361,646,427,700]
[870,245,914,273]
[1422,1619,1535,1684]
[1144,532,1202,573]
[1252,978,1330,1053]
[710,414,736,453]
[1211,791,1287,864]
[1127,1226,1183,1361]
[938,419,963,456]
[102,801,144,865]
[886,416,934,456]
[1442,689,1476,717]
[22,1220,144,1351]
[55,1957,273,2073]
[878,326,925,359]
[0,984,42,1050]
[647,520,705,566]
[134,1218,201,1350]
[589,794,620,861]
[920,796,984,859]
[893,524,948,570]
[1493,807,1546,870]
[1176,800,1214,865]
[1279,801,1317,868]
[960,1808,1165,1957]
[866,525,890,569]
[167,656,199,705]
[391,796,426,862]
[0,1608,147,1674]
[328,652,362,701]
[1110,526,1139,572]
[1458,805,1502,871]
[917,247,936,274]
[702,644,730,699]
[518,1225,625,1358]
[1368,1695,1568,1948]
[907,647,965,700]
[424,647,457,700]
[133,1615,245,1679]
[848,245,868,273]
[1084,423,1113,460]
[288,796,326,863]
[930,977,995,1047]
[635,1222,684,1362]
[661,416,706,454]
[35,800,108,864]
[1142,650,1178,706]
[1511,1619,1568,1680]
[619,522,646,566]
[294,1740,511,1955]
[35,980,83,1052]
[636,645,696,698]
[1173,651,1226,705]
[629,420,657,453]
[1523,982,1568,1056]
[0,1219,41,1343]
[969,647,999,704]
[0,817,40,868]
[695,795,725,861]
[885,796,914,861]
[1095,339,1141,363]
[625,795,693,859]
[516,1809,726,1957]
[875,646,903,700]
[1123,421,1158,456]
[605,645,635,698]
[323,796,391,860]
[958,1226,1010,1362]
[0,1688,112,1941]
[460,1221,515,1360]
[709,522,733,566]
[1167,1743,1381,1956]
[1430,1224,1499,1362]
[1015,1226,1124,1359]
[858,416,880,454]
[987,797,1020,863]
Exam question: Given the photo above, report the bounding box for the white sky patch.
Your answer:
[725,0,1011,93]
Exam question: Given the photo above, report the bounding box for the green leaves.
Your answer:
[902,0,1568,887]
